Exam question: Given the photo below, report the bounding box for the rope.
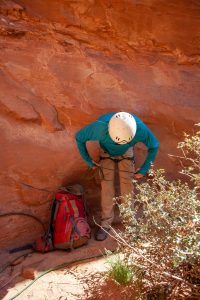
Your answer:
[8,253,104,300]
[0,251,34,275]
[0,213,46,233]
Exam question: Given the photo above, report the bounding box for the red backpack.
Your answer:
[34,185,91,252]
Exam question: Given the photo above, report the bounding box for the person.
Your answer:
[75,112,160,241]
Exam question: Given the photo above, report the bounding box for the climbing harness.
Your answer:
[99,155,135,164]
[82,157,137,182]
[98,154,136,181]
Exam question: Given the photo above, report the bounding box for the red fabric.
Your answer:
[53,192,90,247]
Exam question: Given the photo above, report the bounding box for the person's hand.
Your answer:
[92,161,100,170]
[134,172,143,179]
[134,168,144,179]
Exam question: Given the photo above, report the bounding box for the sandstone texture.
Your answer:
[0,0,199,249]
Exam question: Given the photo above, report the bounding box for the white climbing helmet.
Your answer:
[108,112,137,144]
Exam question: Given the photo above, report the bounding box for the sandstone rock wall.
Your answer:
[0,0,199,248]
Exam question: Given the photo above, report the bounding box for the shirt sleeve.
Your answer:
[75,121,103,168]
[138,125,160,175]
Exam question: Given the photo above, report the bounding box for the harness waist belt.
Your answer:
[100,156,135,163]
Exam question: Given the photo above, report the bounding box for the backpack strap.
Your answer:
[70,216,81,237]
[70,199,79,218]
[68,216,81,249]
[53,200,61,222]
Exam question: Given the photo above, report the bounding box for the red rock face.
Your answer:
[0,0,199,248]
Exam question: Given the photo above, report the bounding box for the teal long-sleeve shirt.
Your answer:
[75,113,160,175]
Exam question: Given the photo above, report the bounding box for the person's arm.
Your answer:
[75,121,103,168]
[137,125,160,176]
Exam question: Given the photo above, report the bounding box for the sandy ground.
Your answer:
[0,231,121,300]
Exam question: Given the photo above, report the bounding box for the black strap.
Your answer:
[100,156,135,163]
[9,244,33,254]
[53,200,60,222]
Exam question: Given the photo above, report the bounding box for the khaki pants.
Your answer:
[99,148,135,228]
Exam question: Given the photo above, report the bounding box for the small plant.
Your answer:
[106,255,133,285]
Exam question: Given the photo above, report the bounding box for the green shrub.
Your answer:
[177,124,200,187]
[111,125,200,299]
[106,255,133,285]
